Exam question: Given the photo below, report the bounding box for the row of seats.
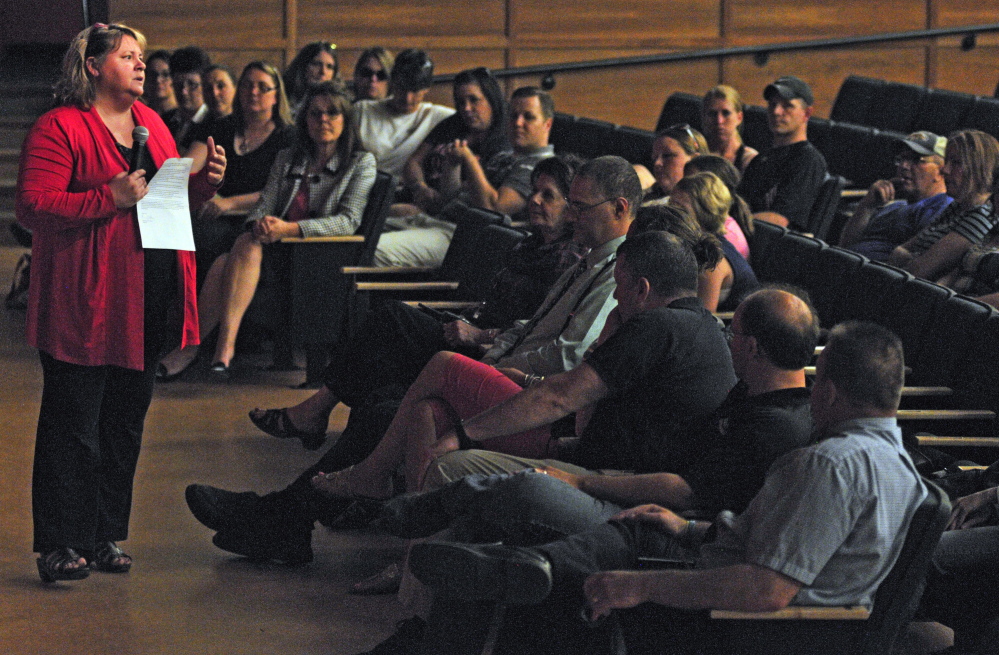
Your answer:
[749,221,999,448]
[550,113,656,169]
[831,75,999,141]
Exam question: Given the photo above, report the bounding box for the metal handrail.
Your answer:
[433,23,999,86]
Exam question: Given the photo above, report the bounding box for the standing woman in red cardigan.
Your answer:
[16,23,226,582]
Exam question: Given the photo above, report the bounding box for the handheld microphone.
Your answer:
[129,126,149,174]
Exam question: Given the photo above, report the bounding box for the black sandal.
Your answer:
[91,541,132,573]
[248,408,327,451]
[37,547,90,582]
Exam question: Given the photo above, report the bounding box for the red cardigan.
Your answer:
[17,102,216,371]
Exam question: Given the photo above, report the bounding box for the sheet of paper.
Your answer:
[136,157,196,251]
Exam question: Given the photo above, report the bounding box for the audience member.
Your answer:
[162,46,211,151]
[182,61,296,292]
[140,49,176,116]
[157,85,375,380]
[283,41,342,117]
[684,153,755,247]
[672,172,759,312]
[352,46,393,101]
[888,129,999,284]
[401,67,508,215]
[408,321,925,655]
[183,156,640,564]
[639,123,709,203]
[199,64,237,129]
[702,84,758,173]
[375,86,556,267]
[737,75,827,230]
[839,131,952,261]
[354,48,454,179]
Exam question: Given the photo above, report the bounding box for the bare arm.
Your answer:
[698,259,732,313]
[452,141,528,215]
[839,180,894,247]
[904,231,975,281]
[461,362,609,442]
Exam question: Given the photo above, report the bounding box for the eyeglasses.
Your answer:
[241,82,275,94]
[894,154,938,167]
[567,198,615,214]
[358,67,388,81]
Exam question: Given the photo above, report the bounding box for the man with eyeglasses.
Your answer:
[162,46,211,151]
[736,75,828,231]
[839,132,952,261]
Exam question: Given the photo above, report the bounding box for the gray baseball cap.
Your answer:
[901,131,947,159]
[764,76,814,106]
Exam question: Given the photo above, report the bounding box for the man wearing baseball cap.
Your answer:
[737,75,828,230]
[839,131,952,261]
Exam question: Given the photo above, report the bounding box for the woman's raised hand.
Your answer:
[204,136,227,187]
[109,170,148,208]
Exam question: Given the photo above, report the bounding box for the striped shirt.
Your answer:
[246,147,377,237]
[908,199,996,258]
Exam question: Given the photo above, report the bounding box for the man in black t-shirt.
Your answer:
[737,75,827,231]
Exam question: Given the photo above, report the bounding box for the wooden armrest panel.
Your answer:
[840,189,869,199]
[710,606,870,620]
[900,387,953,397]
[281,235,365,243]
[402,301,480,310]
[896,409,996,420]
[916,436,999,448]
[713,311,735,321]
[342,265,438,275]
[355,281,460,292]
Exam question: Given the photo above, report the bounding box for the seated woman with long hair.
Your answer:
[638,124,710,204]
[351,46,393,101]
[684,153,753,259]
[701,85,758,174]
[671,172,759,312]
[283,41,343,117]
[157,83,376,379]
[186,61,296,287]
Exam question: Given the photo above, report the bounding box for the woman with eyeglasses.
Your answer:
[671,172,759,312]
[181,62,296,295]
[140,49,176,116]
[158,83,375,380]
[702,85,758,174]
[17,23,226,581]
[284,41,343,117]
[400,67,508,215]
[352,46,393,101]
[640,124,709,205]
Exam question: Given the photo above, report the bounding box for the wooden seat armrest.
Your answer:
[342,265,438,275]
[280,235,365,243]
[900,387,953,397]
[840,189,869,199]
[402,300,480,311]
[896,409,996,420]
[713,311,735,321]
[355,281,460,292]
[916,436,999,448]
[710,606,870,620]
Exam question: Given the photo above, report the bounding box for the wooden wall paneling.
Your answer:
[111,0,287,47]
[200,51,291,75]
[511,49,719,130]
[297,0,507,41]
[935,0,999,28]
[511,0,719,47]
[933,38,999,96]
[726,0,925,42]
[722,45,928,118]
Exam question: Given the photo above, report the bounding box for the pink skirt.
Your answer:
[427,353,555,458]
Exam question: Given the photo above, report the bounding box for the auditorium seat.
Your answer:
[964,97,999,141]
[741,104,771,152]
[809,246,867,327]
[840,260,913,326]
[655,92,703,134]
[866,81,926,134]
[914,88,977,138]
[614,125,655,167]
[805,174,847,242]
[830,75,884,125]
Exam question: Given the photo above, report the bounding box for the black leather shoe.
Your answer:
[185,484,260,532]
[212,522,314,565]
[408,541,552,605]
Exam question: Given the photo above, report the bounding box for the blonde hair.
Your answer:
[702,85,745,115]
[673,171,732,237]
[55,23,147,110]
[233,61,293,129]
